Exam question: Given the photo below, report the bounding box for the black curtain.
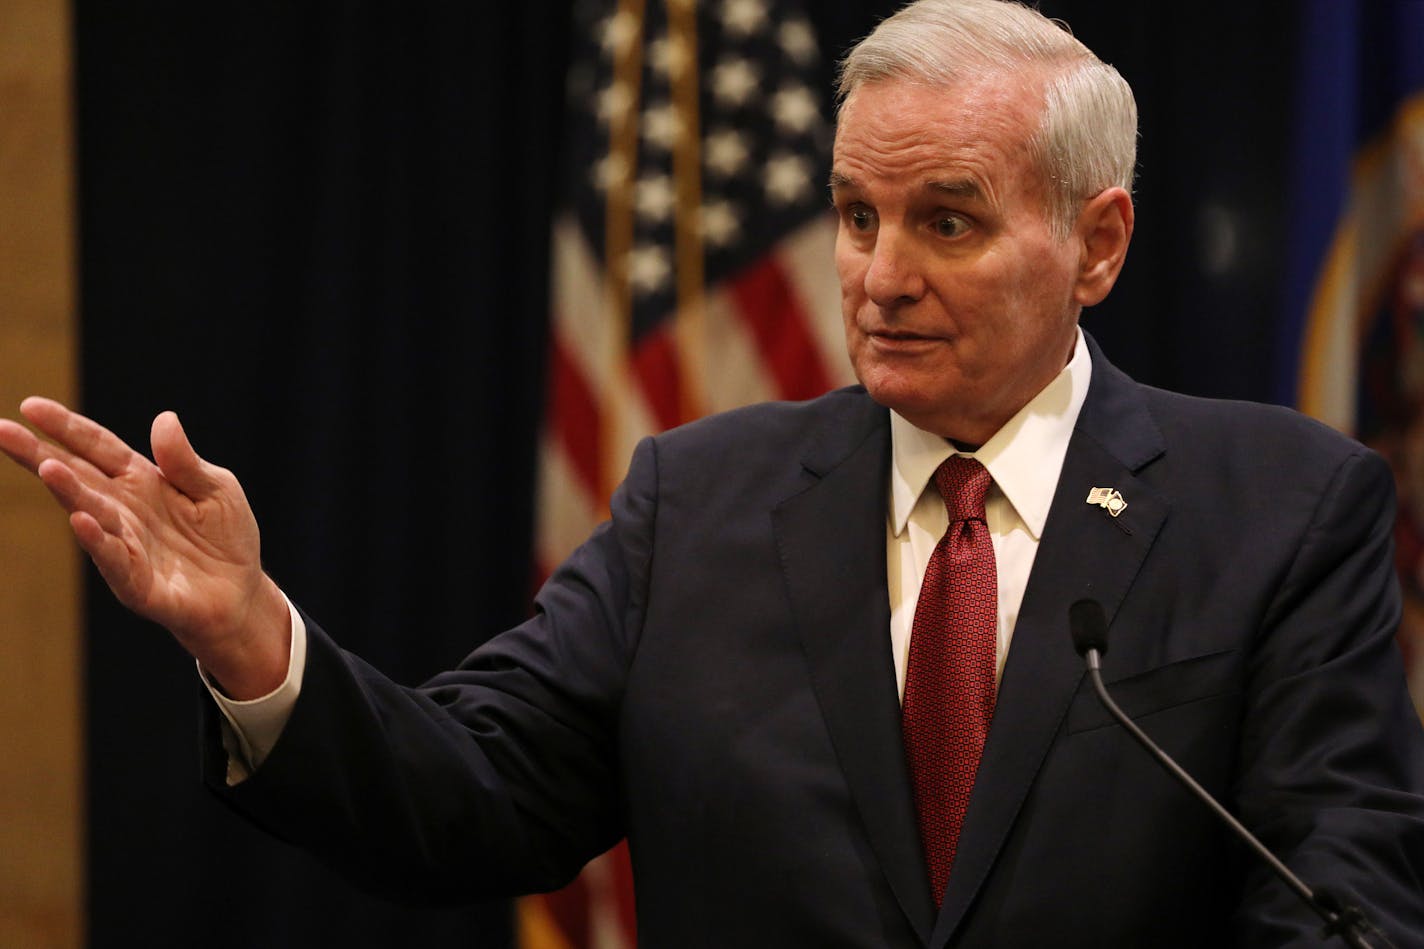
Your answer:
[73,3,1293,946]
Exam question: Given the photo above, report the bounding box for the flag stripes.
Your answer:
[526,1,853,941]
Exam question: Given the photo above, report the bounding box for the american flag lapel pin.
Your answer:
[1086,486,1128,517]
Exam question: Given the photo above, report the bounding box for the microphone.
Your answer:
[1067,599,1390,949]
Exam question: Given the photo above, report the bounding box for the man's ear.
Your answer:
[1072,186,1134,307]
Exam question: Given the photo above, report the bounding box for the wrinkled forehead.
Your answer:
[830,75,1056,211]
[832,73,1049,179]
[835,70,1049,143]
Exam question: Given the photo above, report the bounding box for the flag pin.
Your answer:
[1086,487,1128,517]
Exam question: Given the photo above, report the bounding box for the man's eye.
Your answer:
[849,208,875,231]
[934,215,969,238]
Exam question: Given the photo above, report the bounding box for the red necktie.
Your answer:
[901,455,998,906]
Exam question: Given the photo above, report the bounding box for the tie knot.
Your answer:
[932,456,991,522]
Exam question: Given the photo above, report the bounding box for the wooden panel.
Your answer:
[0,0,82,946]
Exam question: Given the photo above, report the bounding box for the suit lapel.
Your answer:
[772,394,938,943]
[931,341,1171,946]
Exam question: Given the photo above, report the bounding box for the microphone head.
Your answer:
[1069,599,1109,657]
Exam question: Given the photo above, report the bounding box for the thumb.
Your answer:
[150,411,221,498]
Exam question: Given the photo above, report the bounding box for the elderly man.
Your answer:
[3,0,1422,945]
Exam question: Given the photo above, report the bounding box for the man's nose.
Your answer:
[862,227,925,307]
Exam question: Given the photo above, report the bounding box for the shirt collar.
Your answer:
[889,328,1093,539]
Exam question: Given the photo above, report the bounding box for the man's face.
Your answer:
[832,75,1084,443]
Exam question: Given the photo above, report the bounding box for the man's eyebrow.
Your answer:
[927,178,984,201]
[826,173,985,200]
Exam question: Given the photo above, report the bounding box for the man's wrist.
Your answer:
[202,593,308,782]
[199,574,293,700]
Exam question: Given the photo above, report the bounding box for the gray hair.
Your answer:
[837,0,1137,239]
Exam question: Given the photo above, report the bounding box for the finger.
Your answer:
[150,411,222,500]
[0,417,44,472]
[20,397,140,479]
[71,510,122,561]
[0,405,112,494]
[37,458,129,537]
[70,510,143,601]
[0,416,107,488]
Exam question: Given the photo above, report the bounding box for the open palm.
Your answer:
[0,397,289,697]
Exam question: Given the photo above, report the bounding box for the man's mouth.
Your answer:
[873,329,934,340]
[865,329,944,353]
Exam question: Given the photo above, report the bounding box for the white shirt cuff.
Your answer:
[198,595,308,785]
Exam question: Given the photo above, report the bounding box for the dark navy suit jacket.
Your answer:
[210,338,1424,946]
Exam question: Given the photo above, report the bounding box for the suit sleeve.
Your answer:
[203,436,662,902]
[1234,447,1424,943]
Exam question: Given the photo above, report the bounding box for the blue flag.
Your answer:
[1281,0,1424,713]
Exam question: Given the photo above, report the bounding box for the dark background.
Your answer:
[73,2,1293,946]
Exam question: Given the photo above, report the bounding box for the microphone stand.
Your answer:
[1080,645,1389,948]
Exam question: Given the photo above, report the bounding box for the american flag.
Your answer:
[524,0,855,944]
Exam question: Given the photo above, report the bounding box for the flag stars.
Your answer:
[771,84,821,135]
[596,82,636,125]
[712,57,760,108]
[636,174,676,222]
[591,153,632,192]
[721,0,768,37]
[704,128,751,177]
[700,200,741,247]
[779,19,818,65]
[649,34,693,79]
[764,151,814,205]
[642,101,685,150]
[628,244,672,295]
[599,11,640,58]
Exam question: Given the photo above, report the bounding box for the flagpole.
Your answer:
[601,0,648,509]
[666,0,707,423]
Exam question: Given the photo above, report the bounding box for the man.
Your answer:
[3,1,1422,945]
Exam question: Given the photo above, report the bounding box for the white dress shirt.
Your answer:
[211,330,1093,780]
[201,597,307,784]
[886,328,1091,699]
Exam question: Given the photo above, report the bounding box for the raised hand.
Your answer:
[0,398,290,698]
